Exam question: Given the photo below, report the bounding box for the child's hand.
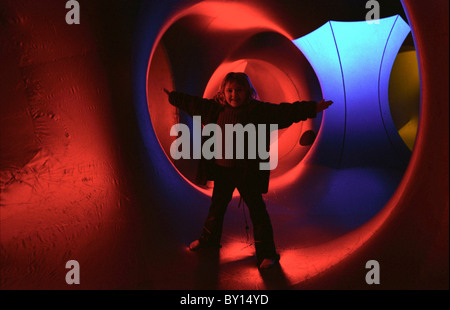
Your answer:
[163,88,171,96]
[316,99,333,113]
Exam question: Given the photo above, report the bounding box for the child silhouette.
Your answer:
[164,72,332,269]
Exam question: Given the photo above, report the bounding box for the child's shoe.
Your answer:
[259,258,278,269]
[188,239,221,251]
[189,240,202,251]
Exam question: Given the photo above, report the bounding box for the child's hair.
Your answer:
[214,72,258,105]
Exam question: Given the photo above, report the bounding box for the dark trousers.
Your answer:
[199,165,278,262]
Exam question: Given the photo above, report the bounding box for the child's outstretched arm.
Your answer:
[316,99,334,113]
[256,99,333,129]
[163,88,222,123]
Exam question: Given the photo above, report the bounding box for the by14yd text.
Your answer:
[180,294,268,307]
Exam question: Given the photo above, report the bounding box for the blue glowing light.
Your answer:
[293,15,411,168]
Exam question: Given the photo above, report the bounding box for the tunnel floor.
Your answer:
[130,164,405,290]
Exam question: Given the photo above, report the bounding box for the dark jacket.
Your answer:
[168,91,317,193]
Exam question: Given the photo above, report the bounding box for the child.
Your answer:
[164,72,332,269]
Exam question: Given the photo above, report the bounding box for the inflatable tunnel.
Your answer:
[0,0,448,290]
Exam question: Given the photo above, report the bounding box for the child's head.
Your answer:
[215,72,257,107]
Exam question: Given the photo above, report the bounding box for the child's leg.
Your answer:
[237,177,278,264]
[199,166,235,246]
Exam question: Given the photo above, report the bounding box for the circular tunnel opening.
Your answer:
[146,7,323,194]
